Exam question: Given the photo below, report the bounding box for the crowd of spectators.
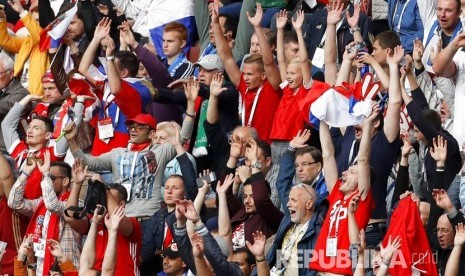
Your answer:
[0,0,465,275]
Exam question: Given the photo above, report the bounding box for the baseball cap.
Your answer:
[194,54,224,71]
[41,71,55,83]
[125,114,157,130]
[162,242,181,259]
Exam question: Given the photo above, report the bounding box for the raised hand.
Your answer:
[380,235,401,265]
[166,123,181,147]
[400,130,413,158]
[230,137,244,159]
[289,129,311,149]
[105,35,116,57]
[63,122,78,141]
[432,189,454,212]
[93,205,107,224]
[276,10,288,30]
[291,10,305,31]
[412,39,424,63]
[94,17,112,42]
[210,73,226,97]
[346,2,360,28]
[366,101,381,122]
[97,4,109,15]
[104,205,125,231]
[386,45,405,65]
[47,239,65,263]
[216,173,235,195]
[191,233,205,257]
[430,135,447,164]
[246,231,266,258]
[348,193,360,214]
[7,0,24,14]
[119,21,138,48]
[343,42,358,61]
[183,77,200,102]
[18,235,34,261]
[37,150,51,175]
[454,223,465,246]
[246,2,263,28]
[326,0,343,25]
[237,165,252,183]
[180,199,200,222]
[245,137,259,164]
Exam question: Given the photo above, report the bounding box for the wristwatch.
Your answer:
[251,162,262,170]
[27,263,37,270]
[106,55,115,61]
[350,27,361,34]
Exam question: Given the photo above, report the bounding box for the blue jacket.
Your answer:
[387,0,424,52]
[266,150,325,275]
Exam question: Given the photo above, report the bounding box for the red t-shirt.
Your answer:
[269,83,310,141]
[94,217,142,276]
[0,197,28,275]
[310,180,374,275]
[9,140,65,199]
[237,77,281,143]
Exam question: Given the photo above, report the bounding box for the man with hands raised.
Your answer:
[8,151,81,276]
[310,103,377,275]
[219,137,282,252]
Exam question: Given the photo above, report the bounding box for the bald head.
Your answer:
[437,214,454,249]
[232,126,258,141]
[287,185,316,224]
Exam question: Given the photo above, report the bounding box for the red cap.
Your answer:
[125,114,157,130]
[41,70,55,83]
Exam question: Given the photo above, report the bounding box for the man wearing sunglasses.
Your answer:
[7,151,81,276]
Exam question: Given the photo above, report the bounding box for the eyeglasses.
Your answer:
[0,69,11,76]
[127,125,150,132]
[434,227,451,235]
[295,184,314,201]
[297,161,319,167]
[50,175,66,181]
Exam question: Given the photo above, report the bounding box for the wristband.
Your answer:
[350,27,361,34]
[185,112,196,118]
[436,166,445,171]
[106,55,115,61]
[256,258,266,263]
[287,145,296,152]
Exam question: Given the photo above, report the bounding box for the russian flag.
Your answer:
[147,0,197,58]
[309,74,381,127]
[39,3,78,52]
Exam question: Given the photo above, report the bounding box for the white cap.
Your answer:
[194,54,224,71]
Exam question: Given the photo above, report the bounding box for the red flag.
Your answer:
[383,197,438,275]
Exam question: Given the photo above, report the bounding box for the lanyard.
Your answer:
[102,87,120,125]
[241,85,263,127]
[281,223,308,261]
[392,0,411,33]
[348,140,358,166]
[165,53,188,77]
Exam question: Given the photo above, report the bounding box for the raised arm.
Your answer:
[383,45,403,142]
[7,160,39,217]
[247,3,281,90]
[79,207,105,274]
[320,121,339,193]
[357,103,379,199]
[275,10,288,82]
[65,159,91,235]
[246,231,270,276]
[206,73,227,124]
[0,151,15,199]
[446,223,465,276]
[104,35,124,95]
[346,3,363,43]
[335,42,358,86]
[211,4,242,87]
[102,206,125,275]
[38,151,66,214]
[325,2,344,86]
[78,17,112,86]
[432,33,465,78]
[293,10,312,86]
[190,233,214,276]
[216,174,235,244]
